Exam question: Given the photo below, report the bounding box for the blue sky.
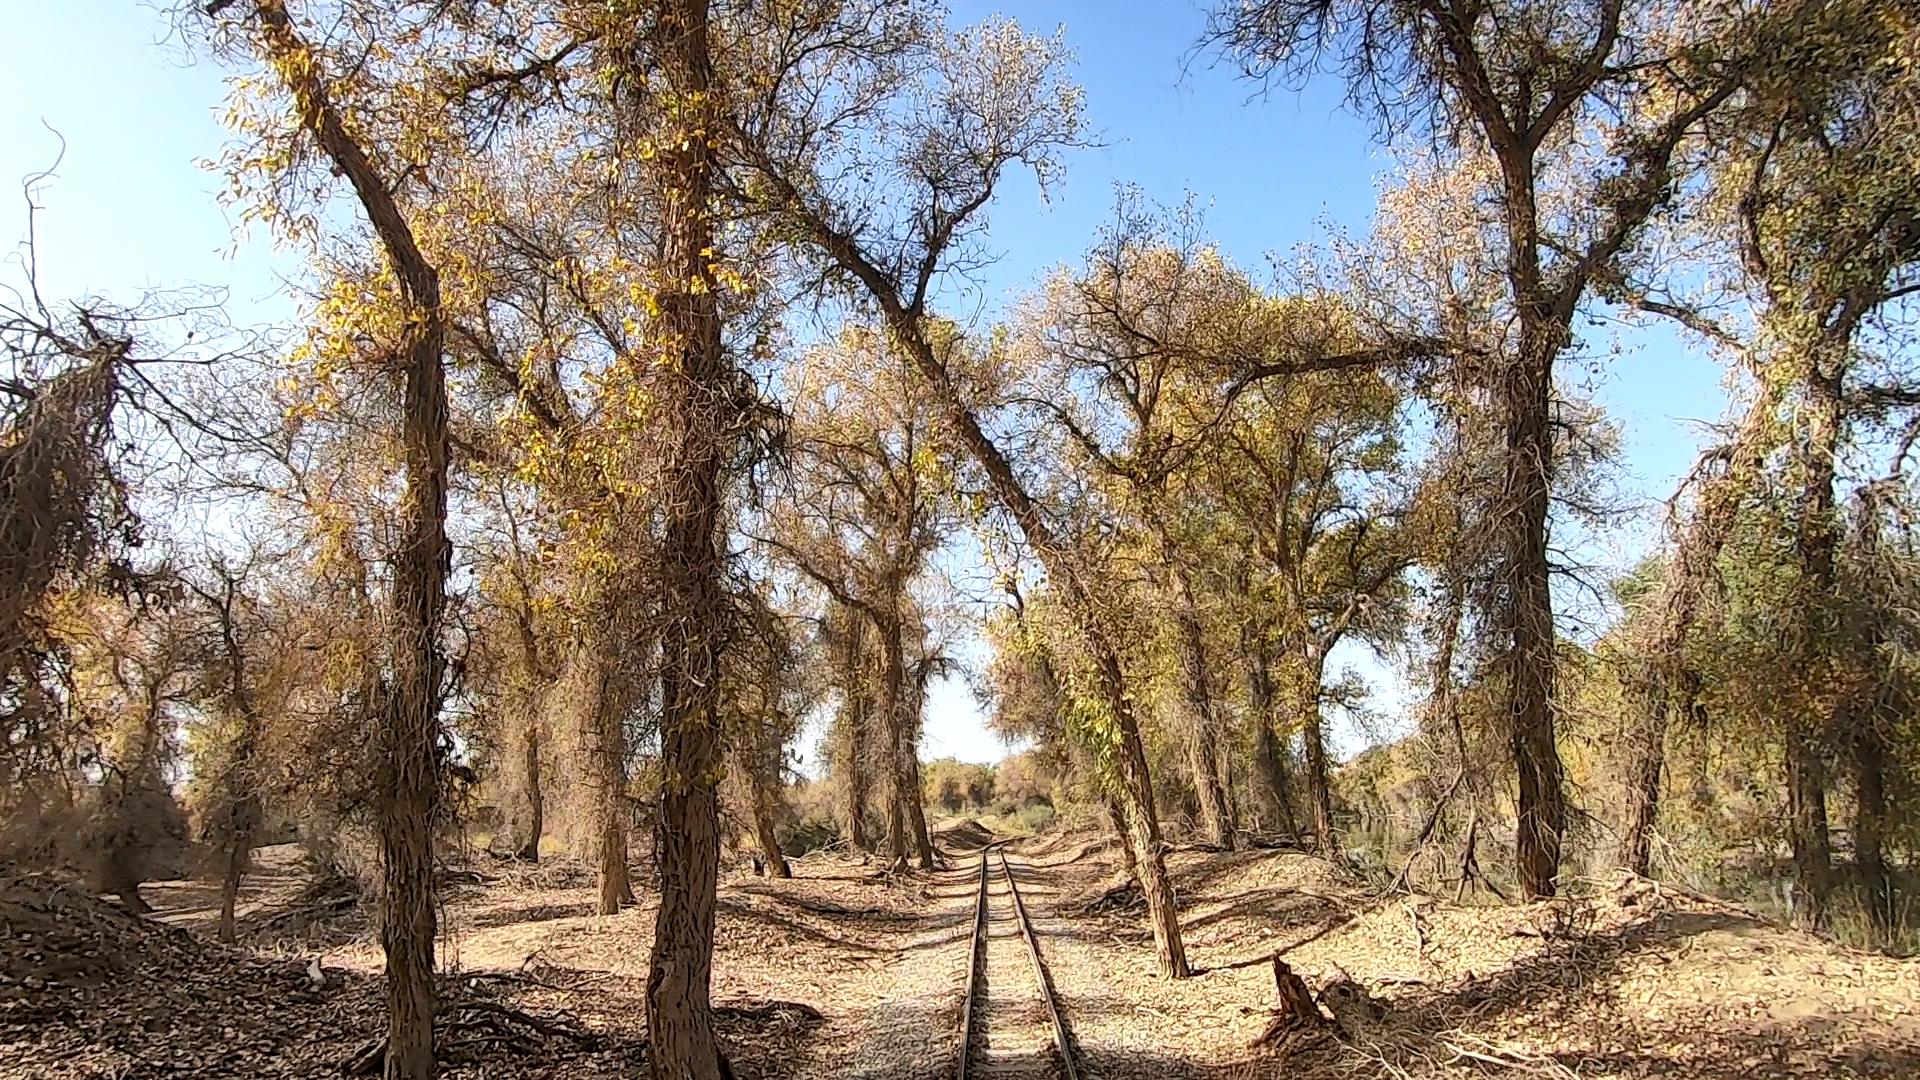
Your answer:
[5,2,1730,767]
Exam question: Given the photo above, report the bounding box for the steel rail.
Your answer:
[997,849,1079,1080]
[957,847,991,1080]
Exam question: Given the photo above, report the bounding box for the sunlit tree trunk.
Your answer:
[1502,319,1568,900]
[587,649,632,915]
[250,5,450,1075]
[642,2,730,1074]
[1786,360,1844,930]
[873,613,911,871]
[899,671,935,869]
[1165,555,1233,850]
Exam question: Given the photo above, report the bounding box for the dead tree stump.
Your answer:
[1252,955,1329,1050]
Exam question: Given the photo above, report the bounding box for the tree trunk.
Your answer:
[1503,328,1567,900]
[576,643,632,916]
[1787,361,1843,930]
[216,731,261,945]
[1167,559,1233,851]
[1105,797,1140,881]
[843,691,870,852]
[1087,633,1190,977]
[899,701,935,870]
[833,613,871,852]
[1786,728,1833,929]
[875,616,910,871]
[1246,646,1300,842]
[517,720,544,863]
[218,833,249,944]
[250,7,451,1076]
[742,746,791,879]
[643,2,729,1074]
[1854,725,1891,941]
[595,694,631,916]
[1301,706,1336,855]
[513,612,547,864]
[1619,688,1666,877]
[1291,644,1337,854]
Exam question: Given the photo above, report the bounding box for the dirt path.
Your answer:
[21,827,1920,1079]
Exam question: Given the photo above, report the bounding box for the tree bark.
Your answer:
[513,607,547,864]
[517,720,544,863]
[1246,644,1300,842]
[644,2,729,1074]
[1854,725,1891,940]
[874,614,910,871]
[250,6,451,1076]
[1166,560,1233,850]
[741,745,791,879]
[1787,361,1843,929]
[1301,706,1336,855]
[589,653,632,916]
[1503,327,1567,900]
[899,680,935,870]
[832,612,871,851]
[1105,797,1140,881]
[1289,643,1338,855]
[843,687,870,852]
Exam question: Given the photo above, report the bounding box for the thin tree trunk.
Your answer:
[1620,390,1775,875]
[1504,327,1567,900]
[900,692,935,871]
[844,689,870,852]
[517,721,544,863]
[513,611,547,864]
[251,6,450,1075]
[1168,559,1233,850]
[593,661,631,915]
[1294,644,1338,855]
[1854,725,1891,941]
[742,745,791,879]
[875,615,910,871]
[1301,706,1336,854]
[1219,729,1241,840]
[218,830,251,943]
[217,731,260,944]
[644,3,729,1073]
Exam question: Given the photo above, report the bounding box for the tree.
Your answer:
[760,327,950,871]
[210,3,456,1072]
[1205,355,1414,852]
[1211,0,1762,896]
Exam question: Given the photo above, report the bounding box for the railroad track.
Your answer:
[958,845,1079,1080]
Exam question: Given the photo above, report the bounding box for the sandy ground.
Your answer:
[7,826,1920,1078]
